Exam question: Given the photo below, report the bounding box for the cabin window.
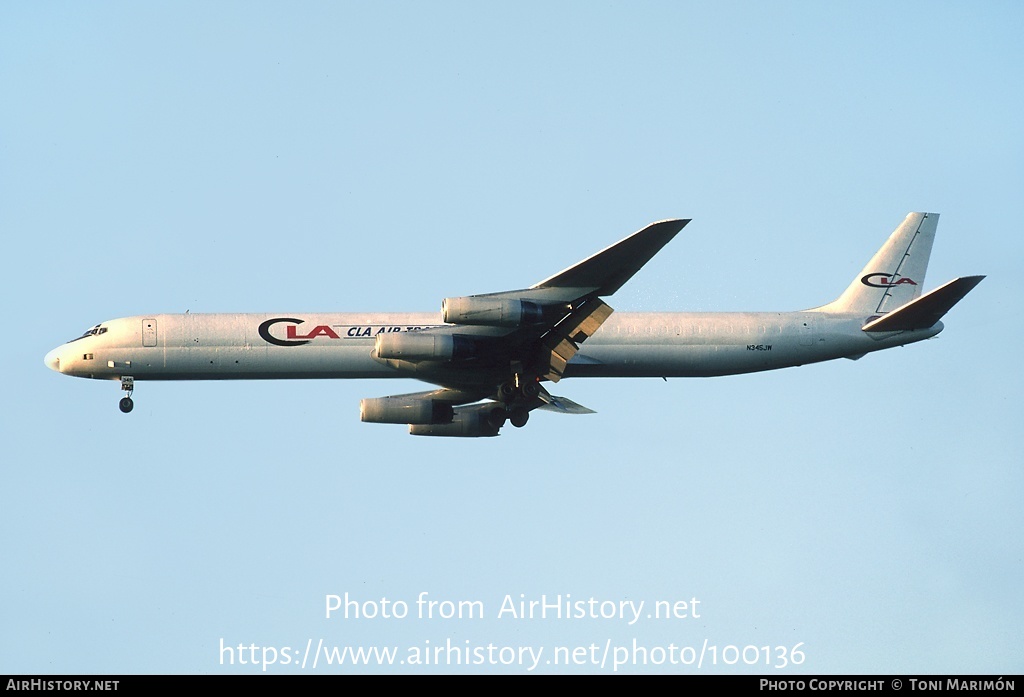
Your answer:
[83,353,94,360]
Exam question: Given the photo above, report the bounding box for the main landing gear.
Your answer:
[509,408,529,428]
[493,374,540,429]
[118,376,134,413]
[484,404,530,430]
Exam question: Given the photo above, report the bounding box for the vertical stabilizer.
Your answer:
[819,212,938,314]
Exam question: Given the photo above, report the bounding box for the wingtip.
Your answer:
[646,218,691,236]
[951,274,986,288]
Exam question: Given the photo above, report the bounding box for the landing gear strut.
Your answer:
[119,376,134,413]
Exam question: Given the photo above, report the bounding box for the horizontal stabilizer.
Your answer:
[862,275,985,332]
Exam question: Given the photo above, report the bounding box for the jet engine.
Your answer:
[360,396,455,425]
[374,332,475,361]
[408,404,504,437]
[442,297,546,327]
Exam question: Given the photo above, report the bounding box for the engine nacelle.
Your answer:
[409,404,503,437]
[374,332,475,361]
[360,396,454,425]
[442,296,545,327]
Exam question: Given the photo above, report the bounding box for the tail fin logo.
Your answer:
[861,273,918,289]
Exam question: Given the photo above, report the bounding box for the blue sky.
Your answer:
[3,1,1021,674]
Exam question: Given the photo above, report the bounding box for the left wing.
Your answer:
[363,218,689,436]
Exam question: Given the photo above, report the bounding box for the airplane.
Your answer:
[44,212,983,437]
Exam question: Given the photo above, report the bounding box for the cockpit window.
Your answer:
[68,325,108,343]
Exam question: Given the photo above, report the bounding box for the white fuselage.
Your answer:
[44,311,942,383]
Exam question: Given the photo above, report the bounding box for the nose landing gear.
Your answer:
[118,376,134,413]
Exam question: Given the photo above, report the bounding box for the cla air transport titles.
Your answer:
[44,213,983,437]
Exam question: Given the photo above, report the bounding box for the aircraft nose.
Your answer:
[44,347,62,372]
